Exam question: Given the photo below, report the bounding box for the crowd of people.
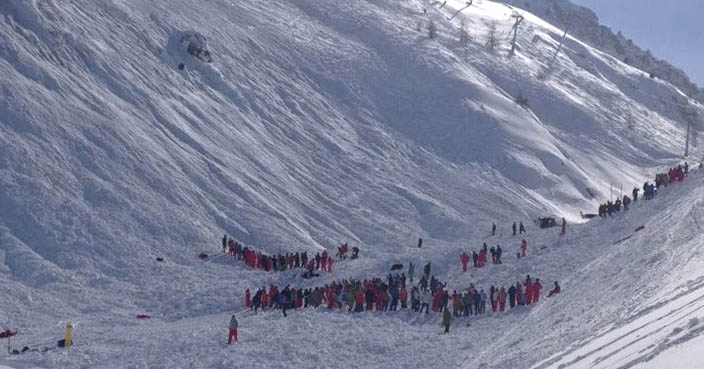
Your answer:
[597,162,690,216]
[221,235,359,276]
[242,262,562,330]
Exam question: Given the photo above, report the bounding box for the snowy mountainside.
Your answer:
[499,0,704,103]
[0,0,703,368]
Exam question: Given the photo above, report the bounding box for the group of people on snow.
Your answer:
[459,243,503,271]
[490,221,526,237]
[596,163,690,216]
[243,267,562,329]
[221,235,359,276]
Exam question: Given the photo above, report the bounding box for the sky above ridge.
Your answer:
[571,0,704,87]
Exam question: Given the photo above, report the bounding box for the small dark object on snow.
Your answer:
[11,349,19,355]
[136,314,151,319]
[302,271,320,279]
[57,339,73,348]
[22,346,29,353]
[156,257,164,262]
[0,330,17,338]
[538,217,557,229]
[198,253,209,260]
[178,63,184,70]
[635,225,645,232]
[391,263,403,271]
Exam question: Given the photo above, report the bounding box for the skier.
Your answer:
[512,222,517,236]
[408,261,415,282]
[492,222,496,236]
[227,315,238,344]
[520,239,527,258]
[442,307,453,333]
[519,222,526,234]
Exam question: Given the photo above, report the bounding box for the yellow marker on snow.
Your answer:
[64,322,73,348]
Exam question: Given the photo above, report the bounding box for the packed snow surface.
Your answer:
[0,0,702,368]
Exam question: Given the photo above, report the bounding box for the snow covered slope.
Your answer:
[0,0,703,368]
[498,0,704,104]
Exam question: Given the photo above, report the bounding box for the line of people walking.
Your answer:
[221,235,358,275]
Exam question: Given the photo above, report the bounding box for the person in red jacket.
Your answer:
[533,279,542,302]
[245,289,251,308]
[547,281,561,297]
[400,287,408,309]
[321,250,328,269]
[326,257,333,273]
[520,239,527,258]
[460,252,469,272]
[525,277,533,305]
[355,291,365,312]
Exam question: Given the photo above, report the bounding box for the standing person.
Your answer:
[492,222,496,236]
[460,252,469,272]
[497,287,507,312]
[227,315,238,344]
[408,262,415,283]
[512,222,517,236]
[490,247,497,264]
[533,279,542,302]
[420,289,430,314]
[525,277,533,305]
[496,245,502,264]
[222,235,227,253]
[400,286,408,309]
[561,218,566,236]
[520,239,527,258]
[245,289,251,308]
[417,238,423,248]
[424,262,431,278]
[632,187,639,202]
[519,222,526,234]
[326,257,333,273]
[508,284,516,308]
[490,286,497,312]
[442,308,453,334]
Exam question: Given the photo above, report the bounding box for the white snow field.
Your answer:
[0,0,702,368]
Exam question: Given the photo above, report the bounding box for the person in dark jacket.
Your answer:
[508,285,517,308]
[512,222,517,236]
[442,308,453,333]
[492,222,496,236]
[496,245,503,264]
[424,262,431,278]
[519,222,526,234]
